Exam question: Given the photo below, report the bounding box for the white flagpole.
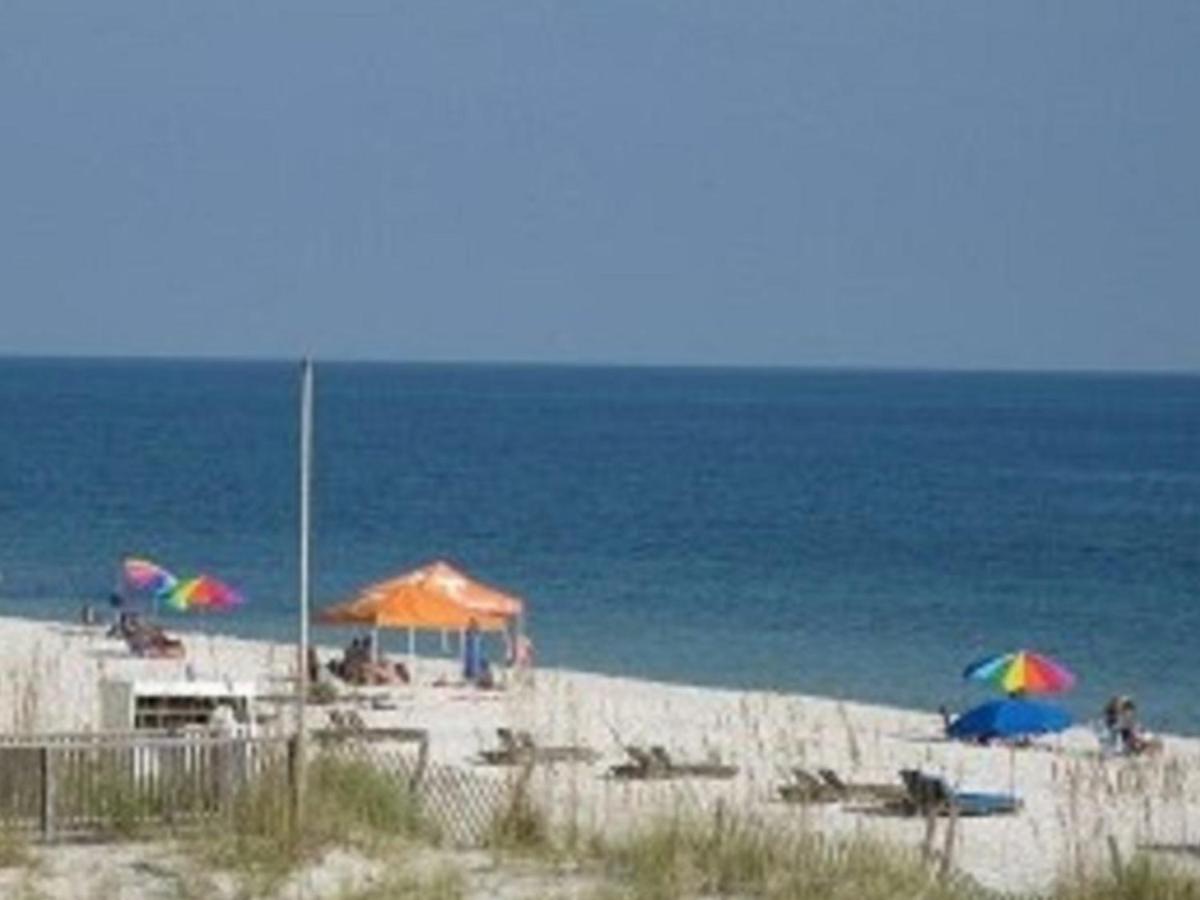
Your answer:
[295,357,314,824]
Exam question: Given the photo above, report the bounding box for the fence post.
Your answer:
[216,739,235,816]
[287,734,300,828]
[1106,834,1124,883]
[39,746,56,841]
[920,808,937,864]
[411,732,429,791]
[938,803,958,882]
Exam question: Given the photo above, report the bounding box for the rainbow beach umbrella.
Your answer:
[122,557,178,597]
[963,650,1076,695]
[167,575,245,612]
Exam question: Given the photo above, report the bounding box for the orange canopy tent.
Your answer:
[316,561,525,672]
[416,559,523,619]
[316,560,520,631]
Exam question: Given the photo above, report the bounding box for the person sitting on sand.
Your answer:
[331,636,370,682]
[1101,696,1123,753]
[125,619,185,658]
[510,633,534,670]
[476,659,496,690]
[107,609,135,639]
[1102,695,1161,755]
[392,660,410,683]
[1114,696,1162,756]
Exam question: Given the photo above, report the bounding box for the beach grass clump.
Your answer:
[0,827,33,870]
[308,680,340,706]
[587,808,987,900]
[65,758,179,840]
[1053,856,1200,900]
[189,750,428,891]
[484,769,551,856]
[50,746,236,842]
[89,776,150,840]
[306,753,427,842]
[190,755,298,889]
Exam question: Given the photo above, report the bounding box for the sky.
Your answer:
[2,2,1198,371]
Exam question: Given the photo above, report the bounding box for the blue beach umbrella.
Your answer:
[947,698,1071,741]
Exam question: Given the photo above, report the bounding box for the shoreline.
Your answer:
[0,613,1198,894]
[7,599,1191,741]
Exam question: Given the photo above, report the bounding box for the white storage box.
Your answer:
[99,678,257,734]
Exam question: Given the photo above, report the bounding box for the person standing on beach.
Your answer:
[510,633,535,686]
[463,618,482,683]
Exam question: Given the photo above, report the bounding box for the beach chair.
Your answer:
[648,746,738,780]
[126,627,185,659]
[478,728,526,765]
[898,769,1022,817]
[608,745,737,780]
[478,728,600,766]
[608,745,669,779]
[818,768,907,804]
[778,768,840,803]
[327,708,369,732]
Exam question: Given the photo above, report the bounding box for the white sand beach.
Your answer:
[1,614,1197,897]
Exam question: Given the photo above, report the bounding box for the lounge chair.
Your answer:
[608,745,667,779]
[778,768,840,803]
[126,625,185,659]
[609,745,737,780]
[477,728,531,765]
[898,769,1022,817]
[477,728,600,766]
[649,746,738,779]
[327,709,369,732]
[818,768,907,804]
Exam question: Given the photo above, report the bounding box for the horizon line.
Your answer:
[0,350,1197,378]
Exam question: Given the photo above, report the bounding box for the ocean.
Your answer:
[1,359,1196,733]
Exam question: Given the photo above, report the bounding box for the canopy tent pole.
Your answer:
[408,626,416,679]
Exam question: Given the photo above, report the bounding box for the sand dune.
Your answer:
[0,614,1197,895]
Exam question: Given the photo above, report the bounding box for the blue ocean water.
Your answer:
[1,359,1197,732]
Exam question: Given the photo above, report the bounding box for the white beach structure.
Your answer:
[99,677,257,734]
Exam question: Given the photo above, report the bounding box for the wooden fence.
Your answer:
[0,731,294,838]
[311,727,510,845]
[0,728,510,846]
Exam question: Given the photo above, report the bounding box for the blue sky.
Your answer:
[2,2,1198,370]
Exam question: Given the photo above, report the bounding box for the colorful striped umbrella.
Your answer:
[122,557,178,597]
[167,575,245,612]
[963,650,1076,695]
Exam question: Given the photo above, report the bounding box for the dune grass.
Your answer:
[484,766,553,858]
[0,827,32,870]
[2,748,1198,899]
[1052,857,1200,900]
[581,808,987,900]
[187,750,430,894]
